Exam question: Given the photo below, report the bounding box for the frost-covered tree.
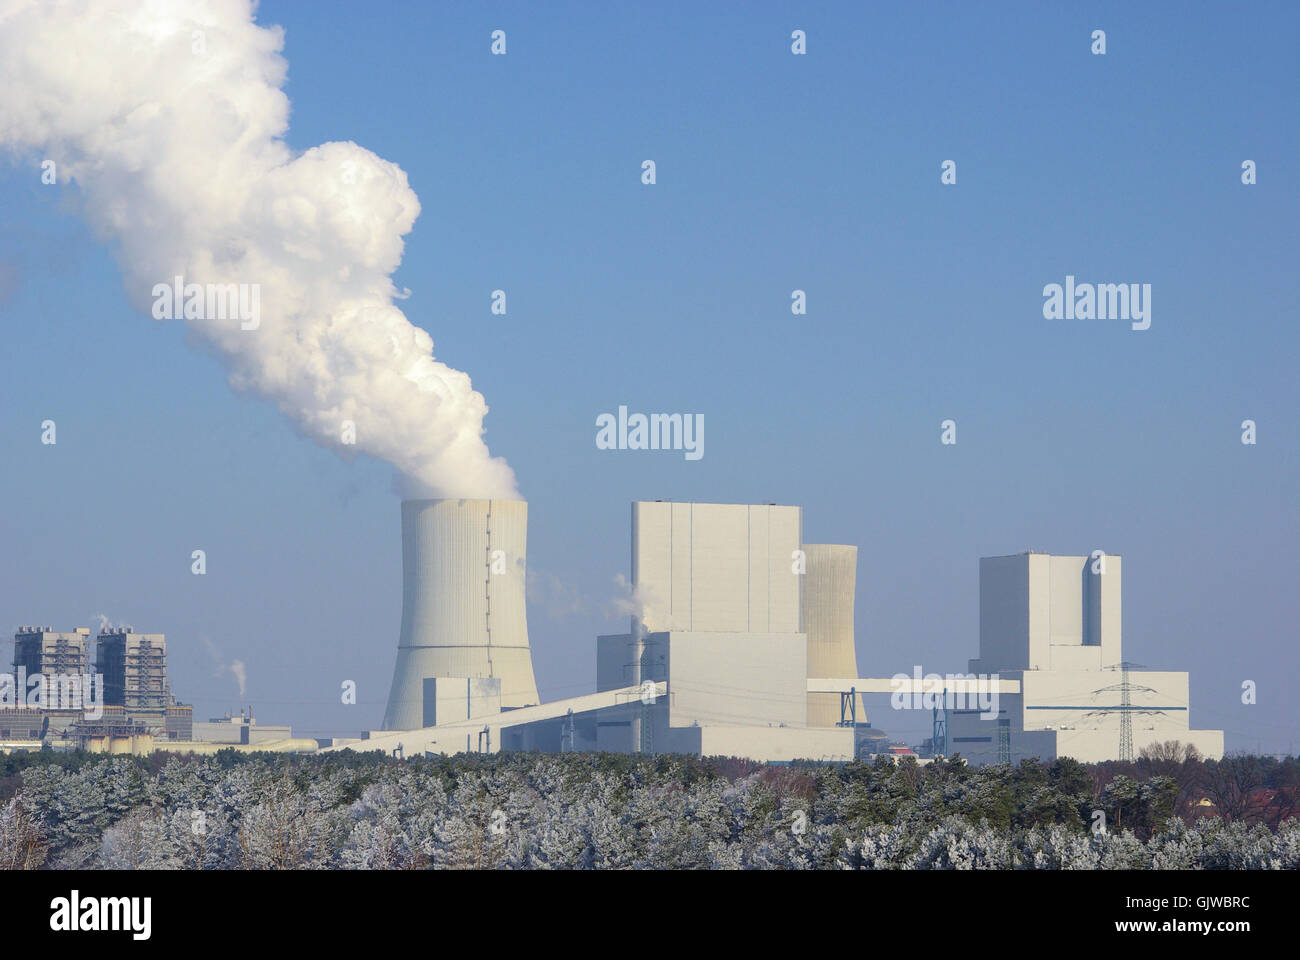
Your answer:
[910,817,1018,870]
[0,795,48,869]
[2,750,1297,870]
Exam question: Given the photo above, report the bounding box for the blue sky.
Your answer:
[1,1,1296,750]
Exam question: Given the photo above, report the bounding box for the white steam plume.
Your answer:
[0,0,518,499]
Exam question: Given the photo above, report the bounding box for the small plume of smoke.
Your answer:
[200,636,246,697]
[0,0,517,499]
[607,573,670,633]
[92,613,131,634]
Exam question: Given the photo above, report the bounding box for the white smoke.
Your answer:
[0,0,518,499]
[92,613,131,634]
[200,635,247,697]
[608,573,670,632]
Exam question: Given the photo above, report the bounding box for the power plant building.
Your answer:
[360,501,862,762]
[943,552,1224,764]
[97,627,170,710]
[591,501,858,759]
[346,505,1223,766]
[2,625,193,750]
[13,626,91,678]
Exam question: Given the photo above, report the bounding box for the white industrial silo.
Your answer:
[382,499,541,730]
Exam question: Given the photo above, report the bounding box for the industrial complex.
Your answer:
[0,626,314,755]
[2,498,1224,764]
[325,498,1224,765]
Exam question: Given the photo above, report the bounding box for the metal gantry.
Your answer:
[837,686,858,727]
[561,708,576,752]
[932,704,948,757]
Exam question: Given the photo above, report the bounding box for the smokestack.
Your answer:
[383,499,540,730]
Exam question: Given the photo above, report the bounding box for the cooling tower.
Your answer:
[803,544,859,726]
[382,499,540,730]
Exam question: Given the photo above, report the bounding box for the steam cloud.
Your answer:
[201,635,247,697]
[229,658,247,698]
[0,0,518,499]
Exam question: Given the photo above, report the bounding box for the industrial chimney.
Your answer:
[382,499,541,730]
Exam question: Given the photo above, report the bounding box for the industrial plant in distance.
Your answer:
[3,499,1225,766]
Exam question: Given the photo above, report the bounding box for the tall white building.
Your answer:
[948,552,1223,763]
[593,502,858,761]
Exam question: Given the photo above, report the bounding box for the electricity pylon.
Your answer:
[1088,661,1160,762]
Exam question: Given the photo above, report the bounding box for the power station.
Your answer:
[333,500,1224,764]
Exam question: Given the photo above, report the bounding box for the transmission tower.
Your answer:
[1089,662,1161,762]
[1118,661,1133,760]
[561,708,576,753]
[931,704,948,757]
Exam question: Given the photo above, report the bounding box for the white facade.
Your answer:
[631,501,801,634]
[802,544,859,726]
[420,677,502,728]
[589,503,856,761]
[971,552,1120,674]
[594,629,854,759]
[382,499,540,730]
[949,551,1222,764]
[357,508,1227,767]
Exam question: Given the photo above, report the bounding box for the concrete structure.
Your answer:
[80,735,318,756]
[13,626,91,678]
[327,682,665,758]
[382,499,541,730]
[802,545,859,726]
[593,502,855,759]
[193,708,292,745]
[630,501,802,635]
[5,625,191,748]
[97,627,169,710]
[418,677,502,728]
[595,630,855,761]
[337,509,1224,768]
[0,708,45,741]
[947,552,1223,764]
[339,502,860,762]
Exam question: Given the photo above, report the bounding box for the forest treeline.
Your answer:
[1,744,1297,869]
